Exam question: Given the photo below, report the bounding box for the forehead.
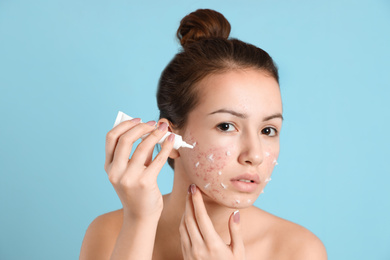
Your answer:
[194,69,282,116]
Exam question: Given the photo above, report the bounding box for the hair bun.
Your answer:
[177,9,231,48]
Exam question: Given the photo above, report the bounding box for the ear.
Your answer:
[158,118,180,159]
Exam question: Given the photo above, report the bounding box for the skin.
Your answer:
[173,69,281,210]
[79,69,327,260]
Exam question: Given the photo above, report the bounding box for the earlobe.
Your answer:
[158,118,181,159]
[169,149,180,159]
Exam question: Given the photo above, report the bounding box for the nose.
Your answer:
[238,132,263,166]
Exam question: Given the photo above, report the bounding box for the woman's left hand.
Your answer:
[179,184,246,260]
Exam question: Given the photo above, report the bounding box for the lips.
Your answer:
[230,173,260,192]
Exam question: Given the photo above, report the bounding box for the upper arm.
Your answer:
[79,210,123,260]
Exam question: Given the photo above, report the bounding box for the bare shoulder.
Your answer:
[79,209,124,260]
[245,207,327,260]
[277,216,327,260]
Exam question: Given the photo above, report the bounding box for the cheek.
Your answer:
[181,131,280,204]
[264,150,278,165]
[184,138,234,194]
[261,148,279,183]
[192,147,232,200]
[192,146,229,181]
[183,132,231,179]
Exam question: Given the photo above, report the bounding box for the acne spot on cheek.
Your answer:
[201,149,226,172]
[213,188,225,200]
[185,137,232,200]
[201,148,230,192]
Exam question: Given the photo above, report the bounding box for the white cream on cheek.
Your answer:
[186,137,278,207]
[272,158,278,165]
[259,150,279,194]
[187,141,235,202]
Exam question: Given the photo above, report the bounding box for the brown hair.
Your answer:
[157,9,279,169]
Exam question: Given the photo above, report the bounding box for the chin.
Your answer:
[200,187,259,209]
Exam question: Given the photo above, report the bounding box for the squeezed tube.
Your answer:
[113,111,194,150]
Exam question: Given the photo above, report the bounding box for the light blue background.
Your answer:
[1,0,389,259]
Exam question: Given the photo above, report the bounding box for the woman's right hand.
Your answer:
[104,118,175,221]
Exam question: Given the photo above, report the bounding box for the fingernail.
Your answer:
[188,185,192,194]
[131,118,141,123]
[168,133,175,142]
[146,120,156,126]
[233,210,240,223]
[190,184,196,194]
[158,122,168,131]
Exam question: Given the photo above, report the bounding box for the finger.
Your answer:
[229,210,245,258]
[105,118,141,171]
[190,184,221,245]
[111,121,157,171]
[183,186,204,248]
[144,145,154,167]
[145,133,175,179]
[130,122,168,165]
[179,213,192,255]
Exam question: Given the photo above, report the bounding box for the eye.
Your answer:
[262,127,278,137]
[217,122,236,132]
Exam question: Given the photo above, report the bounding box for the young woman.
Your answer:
[80,9,327,260]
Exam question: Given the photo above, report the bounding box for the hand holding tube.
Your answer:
[105,117,174,219]
[104,117,175,259]
[114,111,194,149]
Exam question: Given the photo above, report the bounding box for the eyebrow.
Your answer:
[208,109,284,121]
[209,109,247,118]
[263,113,284,121]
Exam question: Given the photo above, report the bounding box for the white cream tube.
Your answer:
[113,111,194,150]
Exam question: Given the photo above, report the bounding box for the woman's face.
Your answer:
[176,68,283,209]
